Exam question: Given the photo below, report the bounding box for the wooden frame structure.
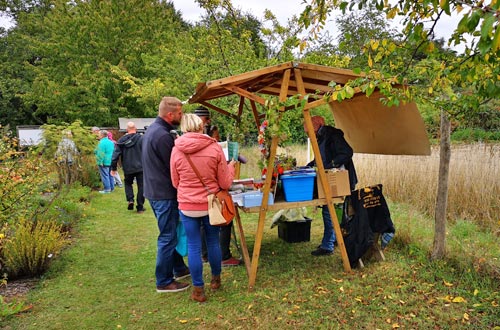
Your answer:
[187,62,430,290]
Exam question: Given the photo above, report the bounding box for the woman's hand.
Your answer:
[228,160,237,167]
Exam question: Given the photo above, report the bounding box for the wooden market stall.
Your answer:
[187,61,430,290]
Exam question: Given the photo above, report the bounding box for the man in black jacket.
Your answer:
[142,97,190,293]
[111,121,145,213]
[306,115,358,256]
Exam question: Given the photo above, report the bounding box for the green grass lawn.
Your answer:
[2,188,499,329]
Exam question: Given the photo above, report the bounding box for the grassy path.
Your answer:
[2,189,499,329]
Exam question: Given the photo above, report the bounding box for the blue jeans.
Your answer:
[98,165,114,192]
[320,205,337,251]
[149,199,188,287]
[180,212,221,287]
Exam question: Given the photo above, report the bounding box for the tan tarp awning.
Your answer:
[331,91,431,155]
[188,61,430,155]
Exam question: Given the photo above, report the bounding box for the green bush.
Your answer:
[1,219,69,279]
[451,128,500,142]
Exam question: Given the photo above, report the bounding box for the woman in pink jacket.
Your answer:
[170,114,236,303]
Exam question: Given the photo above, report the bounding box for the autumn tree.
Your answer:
[1,0,192,127]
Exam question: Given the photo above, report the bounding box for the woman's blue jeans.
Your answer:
[180,212,222,287]
[149,199,188,287]
[98,165,114,192]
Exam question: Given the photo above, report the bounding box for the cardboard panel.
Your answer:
[330,91,431,155]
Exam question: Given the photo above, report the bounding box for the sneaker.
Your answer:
[156,281,190,293]
[98,190,111,194]
[202,256,208,263]
[173,268,191,281]
[137,208,145,214]
[127,202,134,210]
[222,257,242,267]
[311,247,333,256]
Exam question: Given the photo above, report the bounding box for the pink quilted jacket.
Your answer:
[170,132,235,211]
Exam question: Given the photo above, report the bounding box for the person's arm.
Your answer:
[170,150,180,188]
[110,144,122,171]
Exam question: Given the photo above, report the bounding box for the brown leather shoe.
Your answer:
[210,275,221,290]
[191,286,206,302]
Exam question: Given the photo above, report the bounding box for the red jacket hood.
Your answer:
[174,132,216,154]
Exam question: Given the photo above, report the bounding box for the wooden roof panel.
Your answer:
[187,61,363,104]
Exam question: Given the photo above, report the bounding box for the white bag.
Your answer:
[207,193,228,226]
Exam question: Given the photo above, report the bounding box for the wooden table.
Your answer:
[233,197,345,290]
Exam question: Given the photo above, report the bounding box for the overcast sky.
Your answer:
[1,0,466,51]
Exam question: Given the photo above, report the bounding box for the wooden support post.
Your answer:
[234,208,251,276]
[294,68,352,274]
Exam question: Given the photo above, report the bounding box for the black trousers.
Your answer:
[201,222,233,260]
[124,171,145,211]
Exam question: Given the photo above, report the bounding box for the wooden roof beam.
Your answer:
[198,101,238,120]
[224,85,267,106]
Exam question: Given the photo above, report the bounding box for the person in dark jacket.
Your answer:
[305,115,358,256]
[111,121,145,213]
[142,96,190,293]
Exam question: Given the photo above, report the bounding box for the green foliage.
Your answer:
[1,218,69,279]
[451,128,500,142]
[0,295,27,322]
[0,127,54,228]
[4,0,191,126]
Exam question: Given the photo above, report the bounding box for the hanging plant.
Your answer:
[256,97,307,187]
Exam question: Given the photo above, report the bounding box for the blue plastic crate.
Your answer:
[243,192,274,207]
[280,172,317,202]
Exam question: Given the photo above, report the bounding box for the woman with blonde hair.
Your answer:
[170,114,236,302]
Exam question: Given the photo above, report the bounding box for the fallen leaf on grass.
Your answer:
[443,280,453,287]
[178,320,188,324]
[452,296,466,303]
[443,295,467,303]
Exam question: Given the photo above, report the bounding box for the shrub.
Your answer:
[0,127,55,228]
[1,219,69,279]
[451,128,500,142]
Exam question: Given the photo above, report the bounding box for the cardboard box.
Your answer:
[317,170,350,198]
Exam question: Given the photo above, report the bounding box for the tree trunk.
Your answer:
[431,110,451,259]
